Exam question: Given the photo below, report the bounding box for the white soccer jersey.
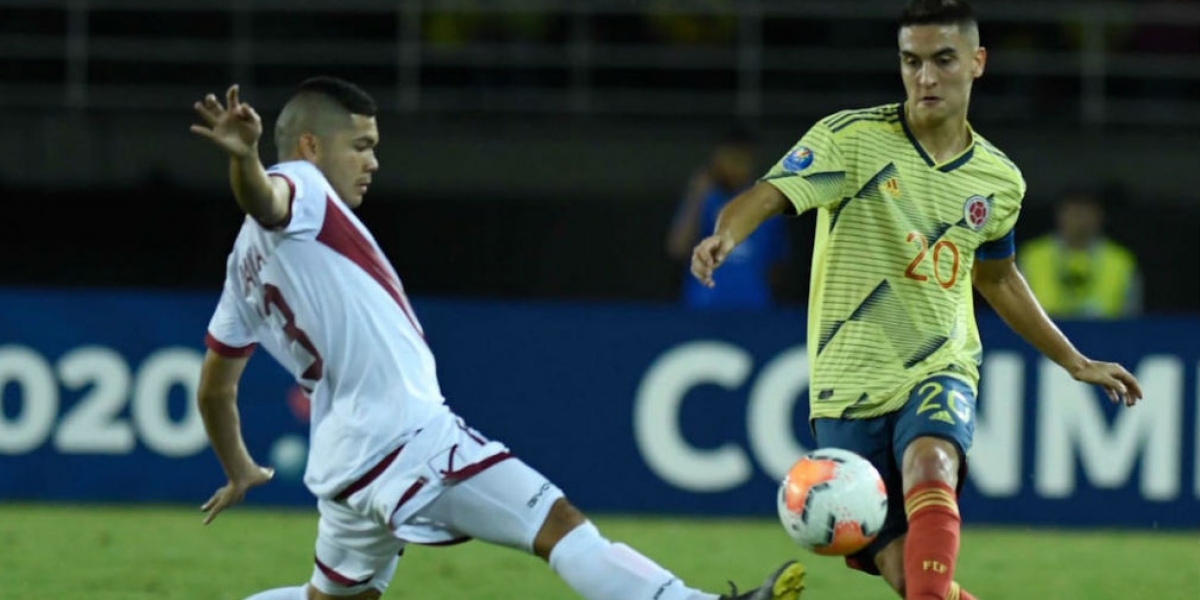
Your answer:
[204,160,449,499]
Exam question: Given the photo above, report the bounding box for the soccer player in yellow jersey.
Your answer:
[691,1,1144,599]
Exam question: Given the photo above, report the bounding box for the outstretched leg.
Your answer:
[243,584,380,600]
[419,456,803,600]
[539,498,802,600]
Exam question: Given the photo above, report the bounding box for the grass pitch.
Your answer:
[1,503,1196,599]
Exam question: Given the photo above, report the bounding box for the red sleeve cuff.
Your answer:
[205,332,257,358]
[261,173,296,230]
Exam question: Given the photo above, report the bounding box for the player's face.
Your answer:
[898,24,986,126]
[316,114,380,209]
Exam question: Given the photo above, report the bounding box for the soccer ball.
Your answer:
[776,448,888,556]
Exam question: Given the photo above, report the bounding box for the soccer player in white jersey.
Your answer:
[189,76,805,600]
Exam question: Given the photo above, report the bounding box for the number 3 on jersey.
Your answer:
[904,231,961,289]
[262,284,324,382]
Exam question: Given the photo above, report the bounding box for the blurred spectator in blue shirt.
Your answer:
[667,129,790,310]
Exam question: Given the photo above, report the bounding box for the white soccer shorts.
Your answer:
[309,411,565,595]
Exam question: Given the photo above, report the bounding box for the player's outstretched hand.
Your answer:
[1069,358,1144,407]
[200,465,275,525]
[691,234,736,288]
[190,84,262,159]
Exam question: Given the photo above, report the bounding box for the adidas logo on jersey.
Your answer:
[882,177,902,199]
[929,410,956,425]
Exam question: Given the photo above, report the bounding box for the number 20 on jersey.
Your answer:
[904,231,961,289]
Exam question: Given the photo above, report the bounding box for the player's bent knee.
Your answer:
[532,498,587,561]
[306,585,381,600]
[901,437,959,491]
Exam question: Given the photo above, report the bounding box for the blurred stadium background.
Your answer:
[0,1,1197,599]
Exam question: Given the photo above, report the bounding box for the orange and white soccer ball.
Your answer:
[776,448,888,556]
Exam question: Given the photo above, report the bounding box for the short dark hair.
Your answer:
[274,77,377,160]
[294,76,377,117]
[899,0,978,30]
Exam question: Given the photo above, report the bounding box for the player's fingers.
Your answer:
[713,247,728,267]
[204,489,241,525]
[1105,372,1128,396]
[697,264,714,287]
[1103,386,1119,404]
[193,102,219,125]
[200,489,222,512]
[202,501,224,525]
[227,84,240,110]
[240,104,261,127]
[190,124,218,141]
[1116,378,1136,406]
[1114,367,1143,400]
[1111,371,1139,407]
[202,98,226,122]
[690,253,713,285]
[203,93,225,114]
[690,251,709,277]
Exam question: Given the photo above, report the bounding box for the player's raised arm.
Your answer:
[196,349,274,524]
[972,255,1144,407]
[690,182,789,288]
[190,84,291,227]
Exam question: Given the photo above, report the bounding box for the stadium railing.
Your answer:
[1,0,1197,128]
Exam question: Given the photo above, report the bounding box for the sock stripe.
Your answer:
[905,496,959,517]
[904,488,956,506]
[904,488,951,505]
[902,496,955,516]
[904,486,954,501]
[904,488,959,518]
[948,581,962,600]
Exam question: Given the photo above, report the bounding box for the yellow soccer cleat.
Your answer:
[720,560,806,600]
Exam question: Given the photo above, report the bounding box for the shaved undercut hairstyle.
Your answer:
[274,76,378,161]
[899,0,980,44]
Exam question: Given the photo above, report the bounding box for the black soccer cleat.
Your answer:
[720,560,806,600]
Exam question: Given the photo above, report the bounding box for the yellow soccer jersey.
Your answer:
[762,103,1025,419]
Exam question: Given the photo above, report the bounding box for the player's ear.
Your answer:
[298,132,320,162]
[973,46,987,79]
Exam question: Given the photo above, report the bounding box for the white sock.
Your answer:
[548,521,718,600]
[244,585,307,600]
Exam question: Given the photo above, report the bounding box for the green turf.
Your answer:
[1,503,1196,599]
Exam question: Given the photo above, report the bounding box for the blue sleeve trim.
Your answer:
[976,228,1015,260]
